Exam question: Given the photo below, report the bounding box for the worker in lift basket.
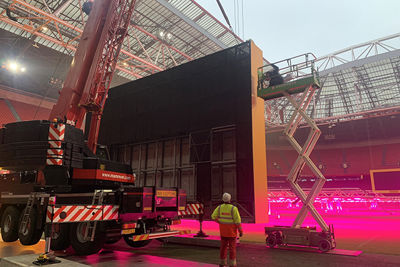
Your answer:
[211,192,243,267]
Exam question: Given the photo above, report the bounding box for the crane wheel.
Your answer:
[123,235,152,248]
[266,234,277,248]
[275,232,283,245]
[51,224,70,251]
[18,207,43,246]
[70,222,106,255]
[318,239,332,252]
[1,206,21,242]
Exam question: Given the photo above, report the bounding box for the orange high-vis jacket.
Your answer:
[211,203,242,237]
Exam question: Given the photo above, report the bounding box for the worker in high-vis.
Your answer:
[211,192,243,267]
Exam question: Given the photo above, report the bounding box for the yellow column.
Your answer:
[250,41,268,223]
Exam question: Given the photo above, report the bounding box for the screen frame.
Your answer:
[370,168,400,193]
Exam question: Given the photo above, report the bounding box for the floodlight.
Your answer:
[8,61,18,72]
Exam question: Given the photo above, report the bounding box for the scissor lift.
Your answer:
[258,54,336,252]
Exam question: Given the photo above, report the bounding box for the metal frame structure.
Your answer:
[265,33,400,128]
[283,86,328,231]
[0,0,242,81]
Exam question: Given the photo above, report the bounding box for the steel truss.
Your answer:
[0,0,193,79]
[266,34,400,127]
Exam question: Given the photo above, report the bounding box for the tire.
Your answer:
[123,235,152,248]
[1,206,21,242]
[18,207,43,246]
[275,232,283,245]
[318,239,332,252]
[70,222,106,255]
[51,224,70,251]
[266,234,277,248]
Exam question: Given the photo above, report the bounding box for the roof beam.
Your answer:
[332,71,354,114]
[389,57,400,94]
[53,0,75,16]
[353,66,379,108]
[155,0,227,49]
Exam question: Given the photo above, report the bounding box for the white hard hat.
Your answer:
[222,192,231,203]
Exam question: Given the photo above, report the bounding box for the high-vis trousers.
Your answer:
[220,237,237,266]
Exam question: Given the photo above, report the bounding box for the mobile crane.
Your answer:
[0,0,187,256]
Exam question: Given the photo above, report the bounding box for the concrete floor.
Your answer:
[1,238,400,267]
[173,213,400,255]
[2,213,400,266]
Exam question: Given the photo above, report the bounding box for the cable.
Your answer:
[33,54,64,119]
[241,0,244,39]
[233,0,236,33]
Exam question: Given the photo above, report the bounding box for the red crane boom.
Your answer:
[49,0,136,153]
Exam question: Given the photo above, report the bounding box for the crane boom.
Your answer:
[49,0,136,153]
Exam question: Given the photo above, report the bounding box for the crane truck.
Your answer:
[0,0,187,256]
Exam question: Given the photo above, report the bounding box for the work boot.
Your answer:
[220,258,227,266]
[229,258,237,267]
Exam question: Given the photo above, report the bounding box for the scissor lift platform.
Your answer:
[258,54,336,252]
[258,74,320,100]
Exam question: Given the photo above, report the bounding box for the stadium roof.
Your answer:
[266,33,400,129]
[1,1,400,126]
[0,0,242,81]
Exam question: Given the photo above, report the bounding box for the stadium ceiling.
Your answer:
[266,33,400,129]
[0,0,242,80]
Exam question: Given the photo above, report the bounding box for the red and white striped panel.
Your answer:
[46,205,119,223]
[47,123,65,166]
[178,203,204,216]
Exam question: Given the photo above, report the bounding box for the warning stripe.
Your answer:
[178,203,204,216]
[49,124,65,140]
[47,123,65,166]
[46,158,62,165]
[133,234,149,241]
[46,206,53,223]
[47,149,63,156]
[49,141,62,148]
[46,205,119,223]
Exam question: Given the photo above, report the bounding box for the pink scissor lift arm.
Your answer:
[258,54,336,252]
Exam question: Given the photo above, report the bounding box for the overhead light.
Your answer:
[158,30,173,42]
[5,60,26,73]
[123,62,128,67]
[8,61,18,72]
[41,26,48,32]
